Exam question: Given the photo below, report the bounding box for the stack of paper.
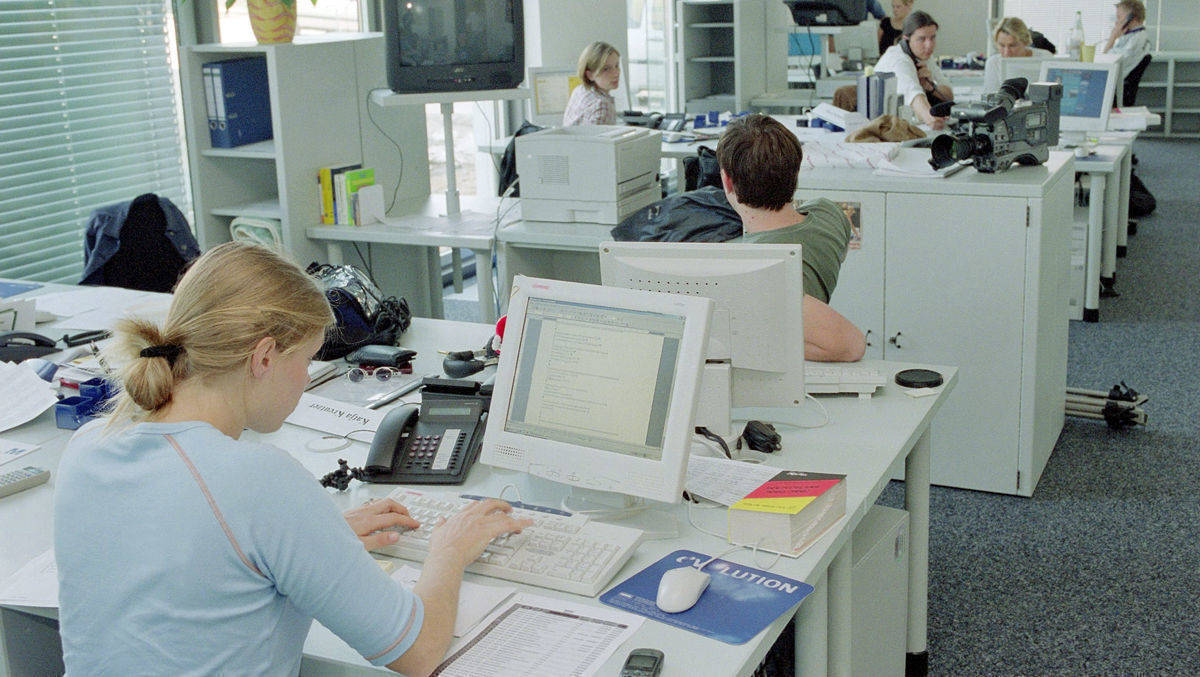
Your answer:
[0,362,59,433]
[801,140,900,169]
[873,147,967,178]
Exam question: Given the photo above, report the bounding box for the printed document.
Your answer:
[0,362,59,434]
[0,550,58,608]
[431,594,642,677]
[686,455,779,506]
[391,565,515,637]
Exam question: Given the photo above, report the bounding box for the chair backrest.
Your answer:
[1122,54,1152,107]
[101,193,187,293]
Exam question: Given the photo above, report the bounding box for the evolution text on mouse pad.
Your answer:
[600,549,813,644]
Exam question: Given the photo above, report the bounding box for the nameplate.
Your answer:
[285,394,384,437]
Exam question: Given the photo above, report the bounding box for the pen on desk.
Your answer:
[367,374,434,409]
[89,342,114,378]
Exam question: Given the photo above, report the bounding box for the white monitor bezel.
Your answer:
[1039,60,1118,133]
[599,241,806,409]
[996,55,1055,90]
[481,275,712,505]
[527,66,577,128]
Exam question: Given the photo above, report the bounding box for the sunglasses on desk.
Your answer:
[346,366,401,383]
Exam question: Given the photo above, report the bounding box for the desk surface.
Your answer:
[305,194,514,250]
[1,284,955,676]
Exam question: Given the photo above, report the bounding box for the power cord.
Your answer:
[366,87,406,214]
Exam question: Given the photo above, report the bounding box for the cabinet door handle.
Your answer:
[888,331,903,349]
[864,329,873,347]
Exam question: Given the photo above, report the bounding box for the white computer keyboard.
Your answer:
[373,489,644,597]
[805,364,887,396]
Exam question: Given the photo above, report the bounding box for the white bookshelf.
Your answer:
[1135,51,1200,139]
[179,33,431,264]
[675,0,768,113]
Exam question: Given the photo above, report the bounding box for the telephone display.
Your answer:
[363,379,489,485]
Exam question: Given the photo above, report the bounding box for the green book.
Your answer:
[343,167,375,226]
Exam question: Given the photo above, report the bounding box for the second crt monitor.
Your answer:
[481,276,712,505]
[1039,60,1118,135]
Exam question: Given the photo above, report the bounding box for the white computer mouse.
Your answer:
[655,565,711,613]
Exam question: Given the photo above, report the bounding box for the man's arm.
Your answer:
[803,294,866,362]
[910,93,947,130]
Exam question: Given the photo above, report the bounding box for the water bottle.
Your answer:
[1068,12,1085,61]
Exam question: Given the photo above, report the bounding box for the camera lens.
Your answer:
[930,134,972,168]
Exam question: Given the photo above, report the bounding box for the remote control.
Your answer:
[0,466,50,499]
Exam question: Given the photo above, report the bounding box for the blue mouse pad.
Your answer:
[0,281,42,299]
[599,549,813,644]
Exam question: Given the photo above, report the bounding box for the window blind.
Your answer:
[0,0,191,284]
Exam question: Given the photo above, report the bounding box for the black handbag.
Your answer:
[306,263,411,360]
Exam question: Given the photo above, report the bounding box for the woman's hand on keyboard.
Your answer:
[429,499,534,570]
[344,498,419,550]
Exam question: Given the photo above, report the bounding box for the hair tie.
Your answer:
[139,344,183,366]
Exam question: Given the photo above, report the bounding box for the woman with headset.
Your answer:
[873,11,953,130]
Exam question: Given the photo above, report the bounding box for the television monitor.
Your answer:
[382,0,524,94]
[481,275,712,505]
[783,0,867,27]
[599,242,806,430]
[527,66,579,127]
[1039,61,1118,134]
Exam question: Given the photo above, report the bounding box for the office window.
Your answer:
[217,0,363,42]
[0,0,191,283]
[627,0,671,111]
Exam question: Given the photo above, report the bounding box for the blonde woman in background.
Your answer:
[878,0,914,56]
[563,41,621,126]
[982,17,1054,93]
[54,242,531,675]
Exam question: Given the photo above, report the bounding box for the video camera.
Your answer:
[929,78,1063,173]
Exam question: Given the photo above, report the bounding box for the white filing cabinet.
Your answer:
[794,152,1074,495]
[852,505,910,677]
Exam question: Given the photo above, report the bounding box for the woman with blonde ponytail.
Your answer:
[54,242,530,676]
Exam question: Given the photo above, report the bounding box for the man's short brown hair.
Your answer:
[715,114,802,211]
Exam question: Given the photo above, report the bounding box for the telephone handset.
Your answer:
[0,331,58,363]
[363,378,490,485]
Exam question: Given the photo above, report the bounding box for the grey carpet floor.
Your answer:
[444,139,1200,674]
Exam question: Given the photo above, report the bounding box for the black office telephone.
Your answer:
[0,331,58,363]
[363,378,490,485]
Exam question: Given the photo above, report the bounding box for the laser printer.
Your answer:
[515,126,661,225]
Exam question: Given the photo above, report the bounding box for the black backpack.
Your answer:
[497,121,544,197]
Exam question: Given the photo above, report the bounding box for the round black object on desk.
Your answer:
[895,368,943,388]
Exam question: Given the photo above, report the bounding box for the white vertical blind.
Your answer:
[0,0,191,283]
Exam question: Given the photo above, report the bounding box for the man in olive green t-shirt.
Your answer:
[718,115,864,362]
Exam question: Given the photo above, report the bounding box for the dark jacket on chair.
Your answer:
[80,194,200,292]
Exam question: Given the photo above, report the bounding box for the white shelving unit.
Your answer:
[676,0,768,113]
[179,33,430,264]
[1134,51,1200,138]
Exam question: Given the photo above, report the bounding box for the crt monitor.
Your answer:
[599,242,805,411]
[1039,61,1118,133]
[481,275,712,505]
[527,67,579,127]
[994,55,1055,92]
[382,0,524,94]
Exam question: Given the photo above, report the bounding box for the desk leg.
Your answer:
[1117,150,1132,256]
[325,243,343,266]
[495,242,513,316]
[471,248,497,324]
[828,548,852,677]
[794,572,828,676]
[1101,165,1121,284]
[426,247,444,319]
[1083,174,1106,323]
[451,249,464,293]
[905,427,931,676]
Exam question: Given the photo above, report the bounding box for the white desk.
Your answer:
[0,283,956,677]
[1072,144,1129,321]
[306,195,513,323]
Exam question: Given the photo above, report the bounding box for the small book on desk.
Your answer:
[728,470,847,556]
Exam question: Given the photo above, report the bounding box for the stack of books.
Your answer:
[317,163,376,226]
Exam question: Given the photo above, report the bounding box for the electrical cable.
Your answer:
[365,87,405,213]
[694,426,731,458]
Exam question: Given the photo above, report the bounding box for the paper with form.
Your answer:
[392,565,515,637]
[0,438,39,467]
[431,593,641,677]
[686,455,779,506]
[0,550,58,608]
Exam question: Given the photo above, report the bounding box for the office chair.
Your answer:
[81,193,199,293]
[1121,54,1152,107]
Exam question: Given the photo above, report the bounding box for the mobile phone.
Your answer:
[619,648,664,677]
